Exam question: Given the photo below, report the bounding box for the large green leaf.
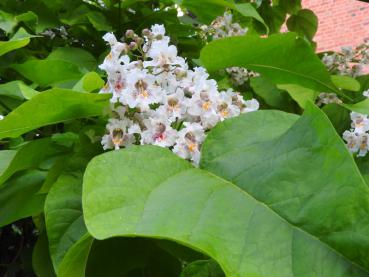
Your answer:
[0,170,46,227]
[45,173,87,273]
[0,138,67,186]
[200,104,369,271]
[82,146,368,276]
[0,89,110,139]
[200,33,338,93]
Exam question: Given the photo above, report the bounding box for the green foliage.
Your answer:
[200,33,337,93]
[0,89,110,139]
[0,0,368,276]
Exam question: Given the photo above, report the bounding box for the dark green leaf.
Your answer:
[0,170,46,227]
[286,9,318,40]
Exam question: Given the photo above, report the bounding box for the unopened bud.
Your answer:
[125,29,135,38]
[142,28,151,37]
[135,37,144,45]
[129,41,137,50]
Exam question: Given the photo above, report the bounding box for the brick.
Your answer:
[302,0,369,51]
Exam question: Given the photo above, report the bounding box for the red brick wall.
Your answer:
[302,0,369,52]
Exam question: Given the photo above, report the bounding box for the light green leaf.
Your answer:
[45,173,87,272]
[286,9,318,40]
[0,80,39,100]
[12,59,83,86]
[200,33,338,93]
[0,138,67,186]
[277,83,318,108]
[48,47,97,72]
[82,146,368,276]
[0,28,34,56]
[201,103,369,270]
[331,75,361,92]
[234,3,269,33]
[72,72,104,93]
[342,99,369,115]
[0,89,110,139]
[0,170,46,227]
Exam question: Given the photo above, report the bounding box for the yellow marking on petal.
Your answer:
[220,109,229,117]
[202,101,211,111]
[188,143,197,152]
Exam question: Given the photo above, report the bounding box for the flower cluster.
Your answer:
[316,92,342,106]
[201,11,247,40]
[322,41,369,77]
[99,24,259,165]
[318,41,369,108]
[201,12,258,86]
[343,89,369,157]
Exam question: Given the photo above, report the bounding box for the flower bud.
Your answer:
[129,41,137,50]
[125,29,135,38]
[142,28,151,37]
[135,37,144,45]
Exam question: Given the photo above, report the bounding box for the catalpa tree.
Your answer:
[0,0,369,276]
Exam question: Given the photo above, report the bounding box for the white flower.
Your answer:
[144,40,185,70]
[141,115,178,147]
[0,115,4,120]
[151,24,166,38]
[173,122,205,165]
[99,24,259,164]
[357,133,369,157]
[157,90,186,122]
[102,119,135,150]
[216,91,240,120]
[343,130,359,154]
[363,89,369,98]
[350,112,369,133]
[123,68,162,110]
[102,32,117,45]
